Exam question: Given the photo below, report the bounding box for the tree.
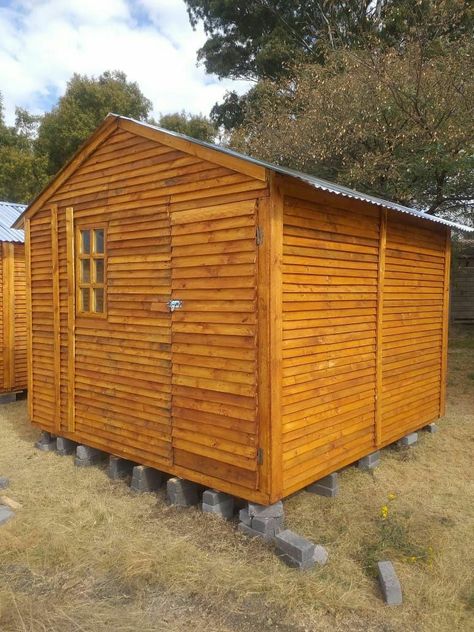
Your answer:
[0,97,47,203]
[35,70,152,176]
[158,111,216,142]
[186,0,473,129]
[231,36,474,222]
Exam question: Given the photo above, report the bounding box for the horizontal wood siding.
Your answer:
[30,211,55,426]
[13,243,27,390]
[281,195,379,496]
[380,214,446,445]
[29,126,268,501]
[170,198,260,491]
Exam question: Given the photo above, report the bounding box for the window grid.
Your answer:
[76,226,106,316]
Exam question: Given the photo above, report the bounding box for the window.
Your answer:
[77,226,106,315]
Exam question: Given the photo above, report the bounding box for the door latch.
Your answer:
[168,299,183,312]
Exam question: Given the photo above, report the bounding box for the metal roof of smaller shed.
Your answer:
[0,202,26,243]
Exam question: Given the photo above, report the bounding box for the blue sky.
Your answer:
[0,0,249,124]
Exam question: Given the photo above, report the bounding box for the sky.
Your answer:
[0,0,250,125]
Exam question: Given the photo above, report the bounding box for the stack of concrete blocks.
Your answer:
[131,465,163,493]
[35,431,57,452]
[166,477,200,507]
[0,477,14,526]
[107,456,135,480]
[306,472,339,497]
[358,451,380,470]
[397,432,418,447]
[423,423,438,434]
[74,444,107,467]
[56,437,77,456]
[237,501,284,541]
[202,490,234,519]
[274,529,328,570]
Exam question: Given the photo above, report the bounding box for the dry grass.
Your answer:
[0,327,473,632]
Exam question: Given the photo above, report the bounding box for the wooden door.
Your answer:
[169,199,262,495]
[70,205,174,468]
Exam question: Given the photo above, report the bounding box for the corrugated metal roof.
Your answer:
[0,202,26,243]
[120,115,473,233]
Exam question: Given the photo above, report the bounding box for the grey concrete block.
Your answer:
[313,545,329,566]
[202,500,234,519]
[35,431,57,452]
[202,489,232,507]
[0,392,16,404]
[130,465,163,493]
[358,451,380,470]
[74,445,106,467]
[239,508,251,526]
[306,472,339,497]
[377,561,403,605]
[166,477,200,507]
[0,506,14,526]
[274,530,315,567]
[0,477,9,490]
[237,522,275,542]
[423,423,438,434]
[56,437,77,456]
[107,456,135,480]
[248,501,284,519]
[397,432,418,447]
[252,514,283,537]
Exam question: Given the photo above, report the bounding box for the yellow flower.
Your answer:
[387,492,397,501]
[380,505,389,520]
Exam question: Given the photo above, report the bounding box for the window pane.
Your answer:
[94,288,104,313]
[81,288,90,312]
[81,230,91,254]
[94,258,104,283]
[81,258,90,283]
[94,229,104,254]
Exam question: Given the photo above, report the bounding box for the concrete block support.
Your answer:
[74,445,107,467]
[358,451,380,470]
[35,431,57,452]
[56,437,77,456]
[397,432,418,447]
[0,477,9,490]
[107,456,135,480]
[237,501,284,540]
[202,490,234,519]
[306,472,339,497]
[377,561,403,605]
[423,423,438,434]
[0,393,16,404]
[166,477,200,507]
[130,465,163,493]
[274,530,328,570]
[0,506,14,526]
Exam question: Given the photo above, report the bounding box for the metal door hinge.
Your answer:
[256,226,264,246]
[168,299,183,312]
[257,448,264,465]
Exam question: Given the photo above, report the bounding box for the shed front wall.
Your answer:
[0,242,27,394]
[27,126,271,502]
[280,185,449,497]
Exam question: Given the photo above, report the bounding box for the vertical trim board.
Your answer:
[375,208,387,447]
[66,207,76,432]
[51,205,61,431]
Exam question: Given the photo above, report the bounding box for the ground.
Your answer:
[0,328,473,632]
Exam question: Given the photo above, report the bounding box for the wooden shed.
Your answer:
[0,201,27,400]
[451,240,474,324]
[14,115,473,503]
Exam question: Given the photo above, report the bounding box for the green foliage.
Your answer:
[231,34,474,221]
[35,70,152,176]
[0,100,48,203]
[158,111,216,142]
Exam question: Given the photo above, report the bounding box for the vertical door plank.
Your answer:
[51,205,61,432]
[66,207,76,432]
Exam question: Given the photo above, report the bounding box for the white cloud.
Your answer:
[0,0,250,124]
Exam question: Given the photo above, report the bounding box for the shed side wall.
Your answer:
[280,190,447,497]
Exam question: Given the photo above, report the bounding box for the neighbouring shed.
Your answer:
[0,201,27,398]
[451,240,474,324]
[14,115,474,503]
